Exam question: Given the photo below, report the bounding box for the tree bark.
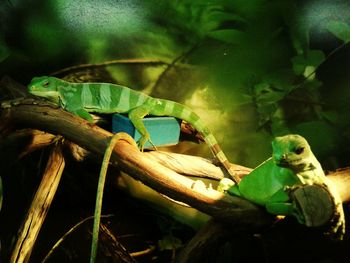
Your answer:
[0,99,273,229]
[1,99,350,233]
[10,143,65,263]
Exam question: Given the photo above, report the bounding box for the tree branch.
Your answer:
[10,142,65,263]
[0,99,273,229]
[1,99,349,234]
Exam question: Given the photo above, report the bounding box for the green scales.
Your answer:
[112,114,181,148]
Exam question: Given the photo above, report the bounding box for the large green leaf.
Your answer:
[326,20,350,42]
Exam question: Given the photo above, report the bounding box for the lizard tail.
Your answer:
[160,100,240,183]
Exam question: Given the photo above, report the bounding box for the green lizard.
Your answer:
[28,76,240,262]
[27,76,240,183]
[219,134,345,239]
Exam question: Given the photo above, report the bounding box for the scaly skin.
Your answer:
[221,134,345,239]
[28,76,240,183]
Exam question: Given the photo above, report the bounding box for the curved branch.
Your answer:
[0,99,273,229]
[2,99,349,231]
[50,58,170,76]
[10,142,65,263]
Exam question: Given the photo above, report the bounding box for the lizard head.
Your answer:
[28,76,61,103]
[272,134,314,172]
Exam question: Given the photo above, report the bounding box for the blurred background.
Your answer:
[1,0,350,262]
[1,0,350,168]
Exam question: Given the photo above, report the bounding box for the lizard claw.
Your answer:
[148,139,157,151]
[137,134,149,152]
[137,133,157,151]
[217,178,236,193]
[137,141,145,152]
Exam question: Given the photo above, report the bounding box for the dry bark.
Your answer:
[10,143,65,263]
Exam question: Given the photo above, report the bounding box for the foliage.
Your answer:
[1,1,350,166]
[327,20,350,43]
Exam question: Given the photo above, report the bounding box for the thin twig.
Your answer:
[152,43,200,91]
[50,58,170,76]
[41,215,114,263]
[293,42,350,91]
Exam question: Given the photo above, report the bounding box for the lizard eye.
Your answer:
[43,81,50,87]
[294,147,304,155]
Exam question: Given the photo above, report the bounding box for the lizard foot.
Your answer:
[148,138,158,151]
[217,178,236,193]
[325,203,346,241]
[137,137,148,152]
[137,133,157,151]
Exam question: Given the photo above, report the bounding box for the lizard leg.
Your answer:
[128,106,154,151]
[266,189,305,224]
[90,132,137,263]
[66,106,94,123]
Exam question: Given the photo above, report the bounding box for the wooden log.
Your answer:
[292,185,334,227]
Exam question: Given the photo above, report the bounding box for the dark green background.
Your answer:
[1,0,350,168]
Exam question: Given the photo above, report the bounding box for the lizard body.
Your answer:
[28,76,240,183]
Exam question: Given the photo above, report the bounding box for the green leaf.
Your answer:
[320,111,338,124]
[208,10,246,24]
[207,29,245,44]
[158,235,182,251]
[326,20,350,42]
[253,82,286,105]
[291,57,305,76]
[263,69,296,91]
[291,50,325,76]
[307,51,325,67]
[206,10,246,31]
